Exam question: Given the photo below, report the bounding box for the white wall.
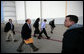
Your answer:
[2,1,16,23]
[42,1,66,19]
[15,1,66,24]
[1,1,4,23]
[67,1,83,24]
[2,1,83,24]
[42,1,66,24]
[15,1,25,24]
[26,1,40,19]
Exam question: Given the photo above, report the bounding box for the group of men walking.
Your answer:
[4,18,55,52]
[4,15,83,53]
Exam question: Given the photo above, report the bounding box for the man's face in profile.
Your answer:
[27,19,31,24]
[9,19,12,23]
[64,17,73,28]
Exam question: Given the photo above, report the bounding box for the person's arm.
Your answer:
[21,24,27,39]
[13,24,15,35]
[41,22,44,30]
[4,22,9,32]
[41,22,44,28]
[22,24,27,35]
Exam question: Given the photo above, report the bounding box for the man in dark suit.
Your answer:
[62,15,83,53]
[17,19,39,52]
[4,19,16,42]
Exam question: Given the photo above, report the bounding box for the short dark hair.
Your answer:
[25,19,28,22]
[9,19,12,21]
[44,19,47,22]
[25,19,29,22]
[36,18,40,22]
[37,18,40,20]
[66,15,78,23]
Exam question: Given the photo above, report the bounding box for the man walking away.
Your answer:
[33,18,40,37]
[49,19,55,33]
[38,19,50,39]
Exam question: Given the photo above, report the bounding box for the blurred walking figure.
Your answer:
[33,18,40,37]
[49,19,55,33]
[17,19,39,52]
[38,19,50,39]
[62,15,83,53]
[4,19,17,42]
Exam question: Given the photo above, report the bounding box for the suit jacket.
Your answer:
[4,22,15,34]
[49,21,55,27]
[62,27,83,53]
[33,21,39,28]
[21,23,32,40]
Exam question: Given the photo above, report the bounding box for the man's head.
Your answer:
[9,19,12,23]
[25,19,31,24]
[37,18,40,22]
[44,19,47,22]
[53,19,55,21]
[64,15,78,28]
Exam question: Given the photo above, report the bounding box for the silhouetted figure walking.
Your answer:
[49,19,55,33]
[33,18,40,37]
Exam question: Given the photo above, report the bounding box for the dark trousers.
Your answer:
[17,39,24,50]
[17,39,37,50]
[51,26,55,32]
[39,28,49,38]
[34,28,40,34]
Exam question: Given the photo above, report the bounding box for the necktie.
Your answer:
[29,24,31,29]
